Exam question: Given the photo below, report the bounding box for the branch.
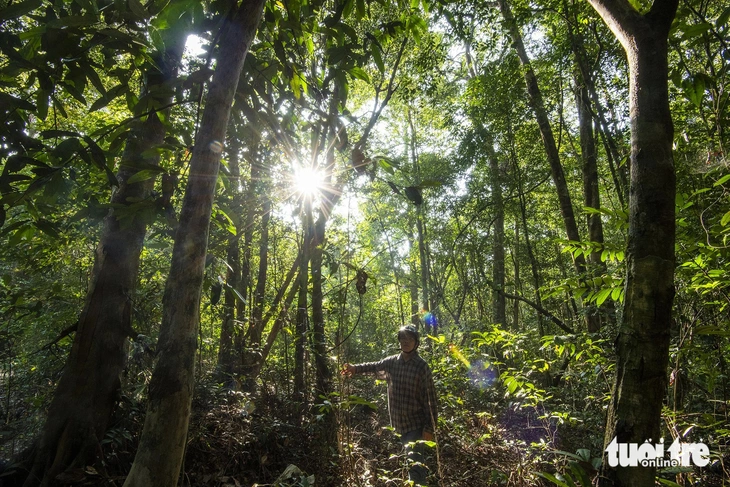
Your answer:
[33,322,77,354]
[499,290,576,334]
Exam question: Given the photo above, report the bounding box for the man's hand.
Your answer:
[422,431,434,442]
[341,363,355,377]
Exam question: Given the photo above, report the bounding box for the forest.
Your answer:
[0,0,728,485]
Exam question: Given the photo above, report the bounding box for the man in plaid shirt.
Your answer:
[344,325,438,485]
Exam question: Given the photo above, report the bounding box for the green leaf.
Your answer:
[372,44,384,73]
[348,66,370,83]
[36,89,49,120]
[721,211,730,227]
[678,22,712,40]
[717,7,730,28]
[611,287,622,301]
[694,326,730,336]
[46,15,98,28]
[42,130,81,139]
[594,288,612,306]
[127,170,160,184]
[714,174,730,186]
[657,479,683,487]
[128,0,149,18]
[33,219,60,239]
[536,472,570,487]
[0,0,43,21]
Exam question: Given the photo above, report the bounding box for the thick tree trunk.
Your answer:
[498,0,600,332]
[585,1,679,486]
[122,1,266,484]
[18,22,188,487]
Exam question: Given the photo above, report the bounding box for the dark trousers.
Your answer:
[400,429,428,485]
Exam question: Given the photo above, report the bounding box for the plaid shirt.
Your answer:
[353,352,438,435]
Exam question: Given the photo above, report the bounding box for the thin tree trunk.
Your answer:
[410,239,420,328]
[234,155,260,361]
[218,135,243,379]
[311,211,331,397]
[294,201,311,405]
[20,22,189,487]
[585,1,679,485]
[244,256,300,389]
[566,2,620,329]
[487,139,506,327]
[498,0,600,332]
[123,1,266,484]
[511,133,546,336]
[511,223,520,330]
[249,165,271,349]
[248,276,301,383]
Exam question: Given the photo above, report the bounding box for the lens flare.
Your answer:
[449,344,498,389]
[448,343,470,368]
[468,360,499,389]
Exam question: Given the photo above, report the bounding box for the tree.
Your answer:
[583,0,680,485]
[497,0,601,332]
[6,4,193,484]
[122,0,266,483]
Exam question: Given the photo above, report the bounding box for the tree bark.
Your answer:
[248,165,271,349]
[122,0,266,484]
[567,9,613,331]
[294,201,311,405]
[248,275,301,383]
[234,155,261,360]
[487,138,506,327]
[217,135,243,379]
[498,0,600,332]
[584,1,679,486]
[19,20,189,487]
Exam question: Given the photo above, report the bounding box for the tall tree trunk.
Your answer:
[248,275,301,384]
[498,0,600,332]
[585,1,679,486]
[248,165,271,349]
[311,210,330,397]
[571,35,610,331]
[487,139,506,327]
[408,111,431,318]
[123,1,266,484]
[514,161,546,336]
[410,236,421,328]
[218,135,243,379]
[19,21,189,487]
[234,155,260,362]
[511,223,520,330]
[294,201,312,405]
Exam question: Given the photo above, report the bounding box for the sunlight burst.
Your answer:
[292,165,324,199]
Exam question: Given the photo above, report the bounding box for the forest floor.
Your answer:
[137,380,557,487]
[4,374,726,486]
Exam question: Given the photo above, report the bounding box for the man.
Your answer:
[343,325,438,485]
